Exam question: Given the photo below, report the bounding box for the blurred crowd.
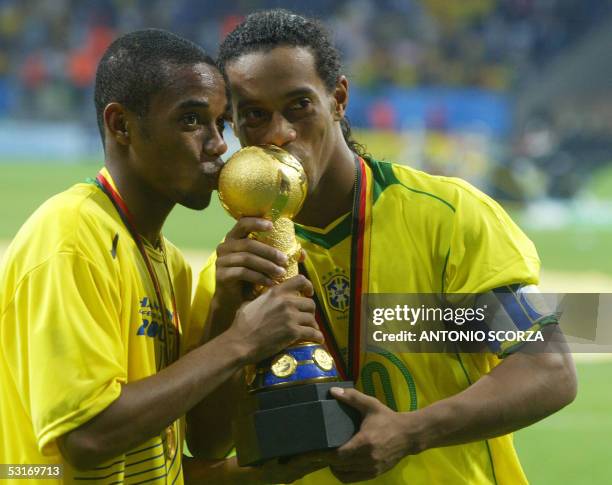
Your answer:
[0,0,609,121]
[497,106,612,200]
[0,0,610,200]
[333,0,610,91]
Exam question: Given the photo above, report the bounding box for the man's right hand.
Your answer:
[215,217,289,308]
[225,275,323,364]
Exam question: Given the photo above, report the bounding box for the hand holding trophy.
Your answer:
[218,145,359,465]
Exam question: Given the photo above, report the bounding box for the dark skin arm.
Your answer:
[183,454,329,485]
[324,330,577,483]
[187,217,292,459]
[185,221,578,482]
[58,275,322,469]
[185,218,578,483]
[59,332,245,469]
[185,358,248,460]
[184,457,260,485]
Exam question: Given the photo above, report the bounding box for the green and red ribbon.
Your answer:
[95,172,180,368]
[301,156,369,382]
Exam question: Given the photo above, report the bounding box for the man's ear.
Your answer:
[332,75,349,121]
[103,102,131,146]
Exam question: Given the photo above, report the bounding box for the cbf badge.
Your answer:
[323,268,350,313]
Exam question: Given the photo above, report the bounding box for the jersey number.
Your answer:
[360,349,418,411]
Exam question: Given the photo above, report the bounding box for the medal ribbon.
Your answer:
[94,171,180,368]
[301,156,370,382]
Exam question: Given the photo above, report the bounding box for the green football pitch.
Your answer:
[2,162,612,274]
[1,162,611,483]
[0,162,234,250]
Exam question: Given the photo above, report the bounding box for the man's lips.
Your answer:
[202,158,224,189]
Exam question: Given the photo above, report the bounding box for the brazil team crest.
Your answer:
[323,268,350,312]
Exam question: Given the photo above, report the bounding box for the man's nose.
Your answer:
[205,125,228,157]
[261,111,297,147]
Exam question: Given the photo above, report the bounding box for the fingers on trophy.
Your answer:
[218,145,339,391]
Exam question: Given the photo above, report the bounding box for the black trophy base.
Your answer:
[233,381,360,466]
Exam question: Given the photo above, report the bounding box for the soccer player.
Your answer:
[190,10,578,484]
[0,29,325,484]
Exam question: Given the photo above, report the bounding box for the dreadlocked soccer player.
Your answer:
[190,10,577,484]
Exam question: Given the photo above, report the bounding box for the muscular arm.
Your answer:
[186,218,289,459]
[58,276,320,469]
[186,297,248,459]
[414,344,577,450]
[58,331,247,469]
[328,327,577,482]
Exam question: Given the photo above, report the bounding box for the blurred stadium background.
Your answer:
[0,1,610,483]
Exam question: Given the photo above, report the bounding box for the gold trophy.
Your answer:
[218,145,359,466]
[218,145,305,283]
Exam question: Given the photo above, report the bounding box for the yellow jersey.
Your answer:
[191,158,541,484]
[0,168,191,484]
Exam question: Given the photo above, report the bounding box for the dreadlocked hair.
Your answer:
[218,9,369,158]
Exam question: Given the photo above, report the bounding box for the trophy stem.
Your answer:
[253,217,301,279]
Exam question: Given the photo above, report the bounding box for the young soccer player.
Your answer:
[0,28,324,484]
[190,10,577,484]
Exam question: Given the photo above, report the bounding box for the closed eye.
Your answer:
[289,98,312,110]
[244,108,266,122]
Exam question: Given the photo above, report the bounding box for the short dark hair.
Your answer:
[94,29,215,143]
[218,10,367,158]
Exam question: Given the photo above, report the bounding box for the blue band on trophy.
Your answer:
[262,362,337,388]
[252,343,339,391]
[282,345,321,361]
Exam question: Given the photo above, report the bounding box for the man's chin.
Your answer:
[179,192,212,211]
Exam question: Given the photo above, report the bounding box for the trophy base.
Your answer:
[233,381,360,466]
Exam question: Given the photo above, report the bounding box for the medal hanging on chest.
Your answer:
[300,156,370,383]
[165,423,177,460]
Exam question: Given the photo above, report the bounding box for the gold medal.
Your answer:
[165,424,177,460]
[312,348,334,371]
[271,353,298,378]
